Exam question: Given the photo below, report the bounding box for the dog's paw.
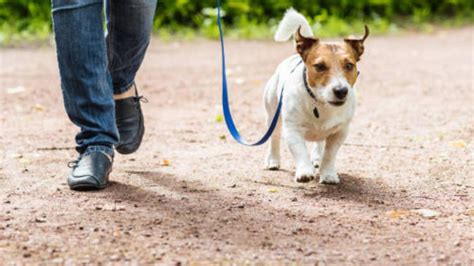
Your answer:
[295,167,315,183]
[310,145,323,168]
[265,162,280,171]
[264,158,280,171]
[319,173,340,185]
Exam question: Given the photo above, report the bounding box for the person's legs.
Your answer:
[52,0,118,156]
[52,0,116,189]
[105,0,157,154]
[106,0,157,95]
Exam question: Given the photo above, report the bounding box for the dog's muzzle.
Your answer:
[329,86,348,106]
[333,86,348,99]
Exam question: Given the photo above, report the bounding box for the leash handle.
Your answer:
[217,0,283,146]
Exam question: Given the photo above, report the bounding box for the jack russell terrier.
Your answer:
[264,9,369,184]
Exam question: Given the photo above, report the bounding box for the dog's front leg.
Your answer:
[284,128,314,182]
[264,118,281,170]
[319,127,349,184]
[310,141,325,168]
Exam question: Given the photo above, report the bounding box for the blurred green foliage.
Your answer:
[0,0,473,44]
[0,0,51,44]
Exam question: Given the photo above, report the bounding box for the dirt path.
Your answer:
[1,28,473,264]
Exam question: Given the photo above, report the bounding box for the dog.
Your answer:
[263,8,369,184]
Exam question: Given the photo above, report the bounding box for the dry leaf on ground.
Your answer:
[386,210,411,218]
[387,209,441,219]
[161,159,170,166]
[450,140,467,149]
[33,104,46,112]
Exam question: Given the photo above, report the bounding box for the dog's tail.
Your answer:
[274,8,313,42]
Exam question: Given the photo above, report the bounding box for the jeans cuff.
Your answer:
[83,145,114,158]
[114,81,136,95]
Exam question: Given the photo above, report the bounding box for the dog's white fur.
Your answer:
[274,8,313,42]
[264,10,357,184]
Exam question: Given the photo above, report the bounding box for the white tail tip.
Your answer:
[274,8,313,42]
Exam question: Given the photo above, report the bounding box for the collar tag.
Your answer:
[313,107,320,118]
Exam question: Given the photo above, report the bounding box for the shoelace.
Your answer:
[67,151,112,168]
[132,95,148,111]
[67,153,85,168]
[67,160,79,168]
[135,95,148,103]
[131,82,148,105]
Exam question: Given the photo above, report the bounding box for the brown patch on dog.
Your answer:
[296,26,370,89]
[304,43,358,88]
[344,25,370,60]
[294,27,318,61]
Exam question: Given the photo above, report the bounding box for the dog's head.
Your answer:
[295,26,369,106]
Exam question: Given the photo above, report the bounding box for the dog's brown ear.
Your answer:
[344,25,369,61]
[295,26,318,61]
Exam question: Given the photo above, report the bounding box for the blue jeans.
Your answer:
[51,0,157,156]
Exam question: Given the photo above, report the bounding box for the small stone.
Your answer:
[411,209,441,218]
[35,217,46,223]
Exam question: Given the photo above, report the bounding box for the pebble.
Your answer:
[34,217,46,223]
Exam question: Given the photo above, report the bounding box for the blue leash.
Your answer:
[217,0,284,146]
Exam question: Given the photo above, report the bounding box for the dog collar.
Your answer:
[302,67,320,118]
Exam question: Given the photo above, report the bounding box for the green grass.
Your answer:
[0,15,472,46]
[155,15,472,43]
[1,0,473,46]
[0,23,51,46]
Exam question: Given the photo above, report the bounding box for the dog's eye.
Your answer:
[314,63,327,72]
[345,63,354,71]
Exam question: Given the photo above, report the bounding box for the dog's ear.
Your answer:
[344,25,369,61]
[295,26,318,61]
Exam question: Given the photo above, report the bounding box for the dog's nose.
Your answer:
[333,86,348,100]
